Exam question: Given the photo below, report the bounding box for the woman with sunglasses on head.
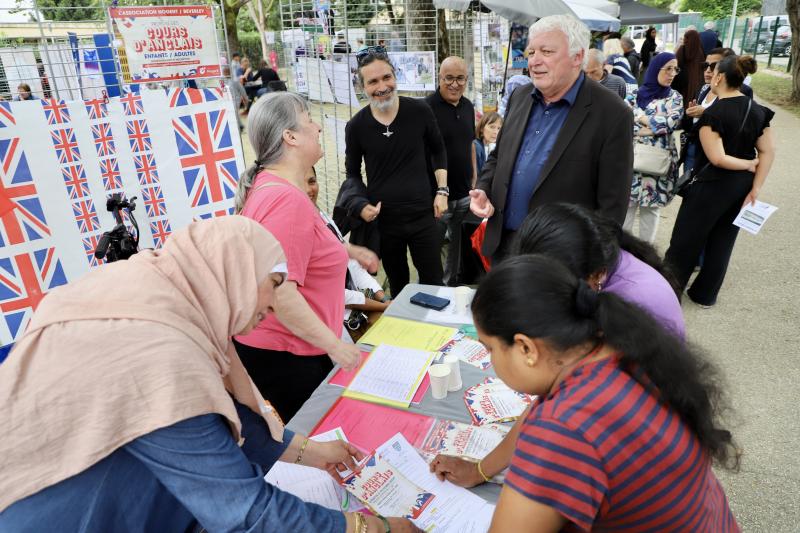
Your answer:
[665,55,774,308]
[471,254,741,531]
[623,52,684,244]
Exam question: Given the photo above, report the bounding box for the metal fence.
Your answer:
[0,0,231,101]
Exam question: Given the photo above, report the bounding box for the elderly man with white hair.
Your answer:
[470,14,634,262]
[700,21,723,54]
[584,48,627,100]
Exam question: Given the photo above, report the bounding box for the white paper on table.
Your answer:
[264,427,364,512]
[346,344,436,406]
[422,287,475,325]
[439,337,492,370]
[418,420,509,460]
[733,200,778,235]
[376,433,495,532]
[465,379,533,425]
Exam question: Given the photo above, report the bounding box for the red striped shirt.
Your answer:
[505,356,739,532]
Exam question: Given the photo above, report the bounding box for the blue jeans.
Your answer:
[0,402,345,532]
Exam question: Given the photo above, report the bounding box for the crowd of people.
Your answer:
[0,13,775,533]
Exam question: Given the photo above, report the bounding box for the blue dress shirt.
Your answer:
[504,73,585,230]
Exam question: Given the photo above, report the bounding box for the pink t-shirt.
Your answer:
[235,172,348,355]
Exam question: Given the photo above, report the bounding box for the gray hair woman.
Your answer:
[233,92,377,423]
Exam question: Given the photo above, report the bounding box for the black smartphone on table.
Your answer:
[409,292,450,311]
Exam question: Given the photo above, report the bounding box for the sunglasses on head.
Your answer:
[356,45,388,64]
[703,61,718,71]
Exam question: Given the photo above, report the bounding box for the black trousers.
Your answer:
[379,209,443,297]
[664,175,752,306]
[233,339,333,423]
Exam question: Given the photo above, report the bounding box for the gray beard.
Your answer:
[369,93,398,112]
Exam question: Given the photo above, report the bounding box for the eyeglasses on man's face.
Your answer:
[441,75,467,86]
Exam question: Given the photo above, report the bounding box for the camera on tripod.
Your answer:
[94,193,139,263]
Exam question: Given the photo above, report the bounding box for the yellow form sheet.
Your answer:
[358,316,457,352]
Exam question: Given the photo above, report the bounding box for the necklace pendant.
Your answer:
[382,129,393,138]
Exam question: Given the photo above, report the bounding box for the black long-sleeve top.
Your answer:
[345,96,447,214]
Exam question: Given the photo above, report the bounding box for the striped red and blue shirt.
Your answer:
[506,356,739,532]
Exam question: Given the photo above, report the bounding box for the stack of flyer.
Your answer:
[438,337,492,370]
[464,377,535,425]
[342,433,495,532]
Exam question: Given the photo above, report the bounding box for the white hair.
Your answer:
[587,48,605,66]
[603,38,625,57]
[704,21,715,30]
[529,15,590,65]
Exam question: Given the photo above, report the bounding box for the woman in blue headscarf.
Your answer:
[623,52,684,244]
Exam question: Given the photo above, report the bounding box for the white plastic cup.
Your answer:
[443,354,462,392]
[454,286,473,314]
[428,364,451,400]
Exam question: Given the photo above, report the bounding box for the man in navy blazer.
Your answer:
[470,15,633,261]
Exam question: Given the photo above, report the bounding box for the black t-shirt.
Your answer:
[251,68,280,85]
[424,90,476,200]
[345,96,447,213]
[695,95,774,181]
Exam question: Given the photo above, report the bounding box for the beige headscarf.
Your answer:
[0,215,286,512]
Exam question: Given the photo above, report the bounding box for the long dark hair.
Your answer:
[472,255,739,470]
[676,29,706,104]
[511,203,680,297]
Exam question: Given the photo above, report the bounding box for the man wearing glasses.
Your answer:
[425,56,478,286]
[341,47,448,297]
[470,15,633,262]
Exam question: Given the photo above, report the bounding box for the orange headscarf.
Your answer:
[0,216,286,512]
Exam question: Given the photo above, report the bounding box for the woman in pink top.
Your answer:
[232,92,368,422]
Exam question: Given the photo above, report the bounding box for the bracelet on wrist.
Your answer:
[436,190,449,197]
[476,460,492,483]
[353,512,368,533]
[295,437,309,464]
[378,515,391,532]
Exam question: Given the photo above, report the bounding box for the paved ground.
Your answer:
[241,95,800,531]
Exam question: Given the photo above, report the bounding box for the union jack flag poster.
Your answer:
[126,120,152,154]
[91,123,115,157]
[99,158,122,191]
[169,88,224,108]
[42,99,71,125]
[61,165,90,200]
[120,92,144,116]
[149,218,172,249]
[173,109,239,208]
[0,102,15,128]
[0,248,67,341]
[141,186,167,218]
[85,98,108,120]
[133,152,159,186]
[71,199,100,234]
[50,128,81,165]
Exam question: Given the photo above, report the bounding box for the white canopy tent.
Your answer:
[434,0,620,31]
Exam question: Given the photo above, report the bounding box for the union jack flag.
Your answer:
[120,92,143,116]
[42,98,71,125]
[141,185,167,218]
[0,248,67,339]
[126,120,152,153]
[0,138,50,246]
[0,102,15,128]
[91,123,115,157]
[85,98,108,120]
[50,128,81,164]
[61,165,90,200]
[99,158,122,191]
[133,152,159,186]
[173,109,239,207]
[71,199,100,234]
[81,233,105,268]
[149,218,172,248]
[169,88,224,108]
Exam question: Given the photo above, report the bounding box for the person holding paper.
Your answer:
[665,55,775,308]
[233,92,361,421]
[0,217,416,533]
[446,255,740,531]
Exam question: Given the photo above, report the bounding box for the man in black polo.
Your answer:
[425,56,477,286]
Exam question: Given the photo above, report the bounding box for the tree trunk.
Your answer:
[437,9,450,64]
[224,1,242,56]
[789,0,800,101]
[407,0,437,53]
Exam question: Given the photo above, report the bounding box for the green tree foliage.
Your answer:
[679,0,762,20]
[22,0,102,21]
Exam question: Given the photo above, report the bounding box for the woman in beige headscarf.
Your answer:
[0,216,417,533]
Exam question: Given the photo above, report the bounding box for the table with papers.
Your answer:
[287,284,504,508]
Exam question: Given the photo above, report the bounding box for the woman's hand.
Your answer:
[346,514,423,533]
[637,114,650,127]
[329,341,361,371]
[303,439,364,476]
[349,245,379,274]
[429,455,484,487]
[360,202,381,222]
[746,157,759,174]
[685,101,704,118]
[742,186,760,207]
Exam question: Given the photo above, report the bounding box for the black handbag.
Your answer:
[677,98,752,196]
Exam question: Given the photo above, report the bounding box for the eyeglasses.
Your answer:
[660,66,681,74]
[702,61,718,71]
[356,45,387,65]
[442,75,467,86]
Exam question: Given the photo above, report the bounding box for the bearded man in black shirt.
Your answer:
[342,48,448,296]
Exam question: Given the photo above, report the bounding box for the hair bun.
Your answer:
[737,55,758,76]
[575,279,599,319]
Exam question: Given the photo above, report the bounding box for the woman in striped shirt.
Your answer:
[468,255,739,531]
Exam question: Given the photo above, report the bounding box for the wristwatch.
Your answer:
[436,186,450,197]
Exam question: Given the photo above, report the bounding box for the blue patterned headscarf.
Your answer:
[636,52,676,110]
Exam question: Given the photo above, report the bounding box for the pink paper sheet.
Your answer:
[311,397,435,452]
[328,350,431,404]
